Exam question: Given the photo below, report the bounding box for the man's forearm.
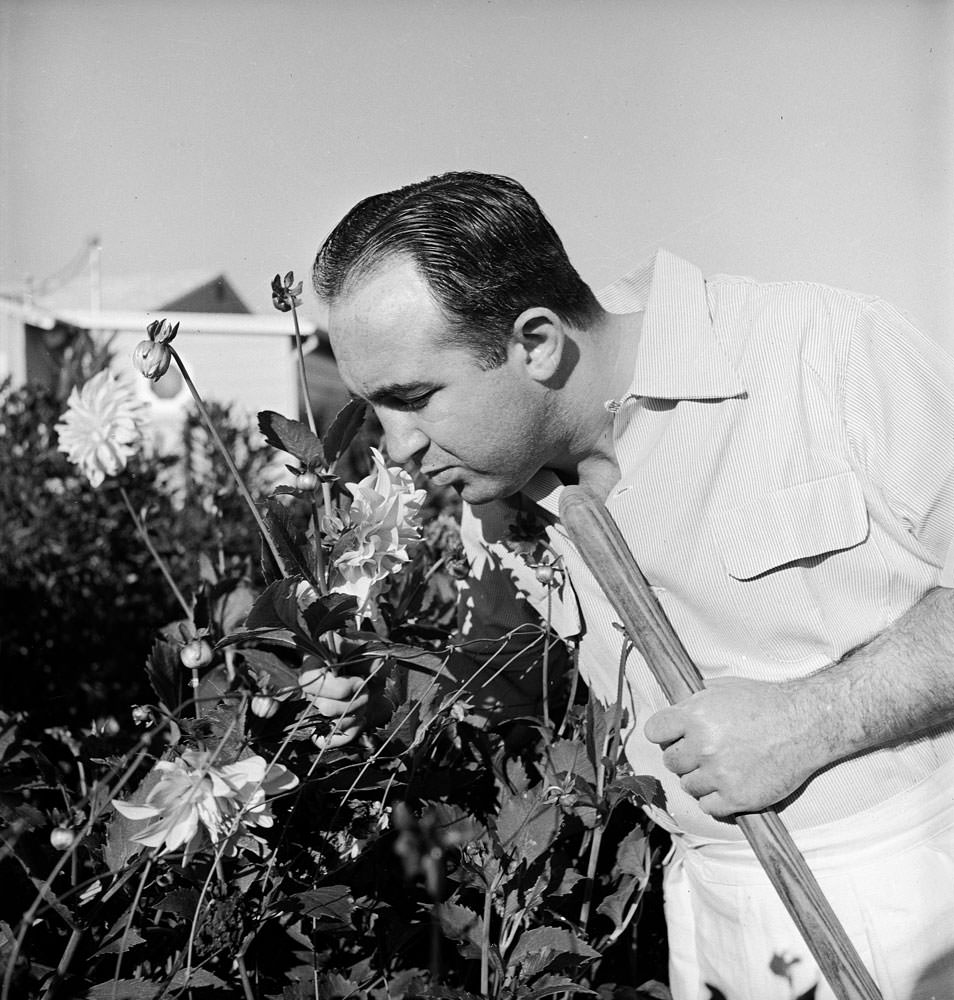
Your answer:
[644,586,954,816]
[795,585,954,768]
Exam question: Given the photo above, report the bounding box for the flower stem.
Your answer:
[542,586,553,730]
[291,303,319,437]
[119,486,191,618]
[169,346,290,577]
[310,494,328,594]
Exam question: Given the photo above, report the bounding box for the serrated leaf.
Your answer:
[264,498,316,583]
[145,637,183,713]
[323,398,367,467]
[508,925,600,976]
[496,796,562,866]
[546,738,596,785]
[605,772,664,810]
[239,648,300,690]
[278,885,354,926]
[550,868,585,898]
[83,979,161,999]
[301,592,359,638]
[258,410,325,466]
[414,990,484,1000]
[156,887,199,917]
[634,981,672,1000]
[245,578,302,631]
[615,826,649,877]
[596,872,642,932]
[105,770,164,872]
[433,899,483,959]
[521,980,600,1000]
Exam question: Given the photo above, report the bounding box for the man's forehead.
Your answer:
[330,256,438,331]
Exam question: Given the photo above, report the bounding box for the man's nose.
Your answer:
[378,410,429,465]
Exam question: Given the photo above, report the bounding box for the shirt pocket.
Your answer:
[708,471,870,663]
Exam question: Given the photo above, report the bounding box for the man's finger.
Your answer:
[311,691,368,719]
[314,723,364,749]
[300,668,366,701]
[661,738,697,776]
[680,769,718,800]
[644,706,687,746]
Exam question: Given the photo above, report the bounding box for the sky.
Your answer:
[2,0,952,343]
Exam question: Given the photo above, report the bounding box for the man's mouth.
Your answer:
[424,467,458,486]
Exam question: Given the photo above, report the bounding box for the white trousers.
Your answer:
[664,759,954,1000]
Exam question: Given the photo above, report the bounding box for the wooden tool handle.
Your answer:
[558,486,883,1000]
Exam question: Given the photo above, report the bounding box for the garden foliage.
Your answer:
[0,279,668,999]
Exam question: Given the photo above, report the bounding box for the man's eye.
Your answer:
[395,392,433,412]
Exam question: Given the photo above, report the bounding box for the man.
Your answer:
[311,171,954,999]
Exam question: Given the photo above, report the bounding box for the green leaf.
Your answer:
[495,787,562,866]
[615,826,649,877]
[105,770,164,872]
[433,899,483,959]
[520,980,600,1000]
[156,887,200,917]
[239,647,300,690]
[258,410,325,466]
[508,926,600,978]
[596,872,642,933]
[279,885,355,926]
[263,498,316,583]
[546,738,596,785]
[145,637,183,713]
[322,398,367,467]
[301,592,359,638]
[414,990,485,1000]
[605,772,664,810]
[243,579,292,630]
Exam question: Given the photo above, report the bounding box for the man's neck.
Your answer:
[546,308,643,501]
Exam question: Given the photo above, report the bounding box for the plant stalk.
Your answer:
[119,486,191,618]
[169,346,289,576]
[290,303,318,437]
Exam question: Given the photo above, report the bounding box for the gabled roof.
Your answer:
[25,269,249,314]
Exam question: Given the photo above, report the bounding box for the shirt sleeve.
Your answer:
[842,298,954,585]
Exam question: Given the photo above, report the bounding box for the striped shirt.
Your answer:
[459,249,954,840]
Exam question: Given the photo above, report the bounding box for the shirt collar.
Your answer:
[597,249,746,401]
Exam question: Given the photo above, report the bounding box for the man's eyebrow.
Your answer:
[362,381,436,405]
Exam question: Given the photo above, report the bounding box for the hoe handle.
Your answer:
[559,486,883,1000]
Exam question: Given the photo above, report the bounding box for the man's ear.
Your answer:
[511,308,564,381]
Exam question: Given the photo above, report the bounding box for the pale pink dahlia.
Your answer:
[55,370,146,487]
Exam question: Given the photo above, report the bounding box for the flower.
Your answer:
[132,318,179,381]
[132,340,171,380]
[271,271,303,312]
[113,750,299,857]
[332,448,426,617]
[55,369,147,487]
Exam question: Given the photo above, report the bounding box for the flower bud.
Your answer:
[295,471,319,492]
[133,340,171,381]
[146,318,179,344]
[250,695,280,718]
[131,704,153,726]
[535,564,557,586]
[49,827,74,851]
[180,638,213,669]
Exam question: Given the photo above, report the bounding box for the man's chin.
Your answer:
[455,477,521,506]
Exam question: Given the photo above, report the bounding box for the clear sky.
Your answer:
[2,0,952,343]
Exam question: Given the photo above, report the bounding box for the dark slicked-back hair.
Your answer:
[312,171,602,368]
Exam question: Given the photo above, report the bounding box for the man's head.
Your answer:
[312,171,600,368]
[314,172,607,503]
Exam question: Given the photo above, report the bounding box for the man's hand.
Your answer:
[643,676,822,817]
[300,661,374,749]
